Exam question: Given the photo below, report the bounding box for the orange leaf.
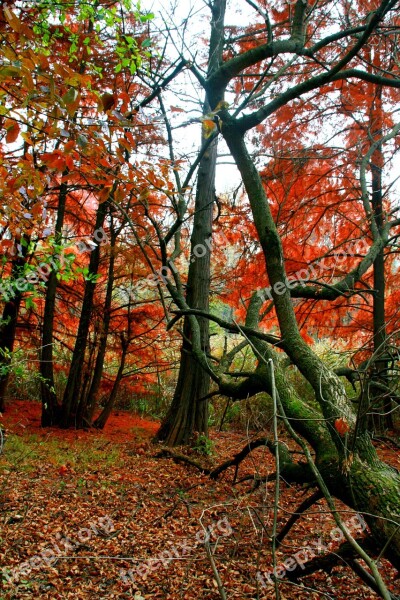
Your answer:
[117,137,132,152]
[63,140,75,152]
[42,152,66,170]
[64,155,74,170]
[4,6,21,32]
[98,186,112,204]
[5,120,20,144]
[1,240,13,251]
[334,418,350,436]
[202,119,216,138]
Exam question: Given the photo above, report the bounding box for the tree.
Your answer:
[0,0,167,426]
[158,0,400,591]
[0,235,30,412]
[2,0,400,592]
[157,0,227,445]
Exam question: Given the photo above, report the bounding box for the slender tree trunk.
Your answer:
[41,21,93,426]
[157,139,215,445]
[61,200,108,427]
[93,340,127,429]
[369,87,393,431]
[0,290,23,412]
[0,236,30,412]
[370,149,391,431]
[82,225,116,423]
[76,335,97,424]
[157,0,226,446]
[40,180,68,426]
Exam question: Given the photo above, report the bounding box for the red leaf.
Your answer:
[335,418,350,436]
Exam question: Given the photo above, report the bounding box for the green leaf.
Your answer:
[62,87,78,106]
[25,297,37,310]
[125,35,136,46]
[0,66,21,80]
[140,12,154,22]
[77,134,88,149]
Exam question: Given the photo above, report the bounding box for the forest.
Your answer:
[1,0,400,598]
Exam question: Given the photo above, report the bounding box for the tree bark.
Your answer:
[93,338,127,429]
[157,0,227,446]
[369,86,393,431]
[0,289,23,412]
[221,123,400,571]
[40,179,68,426]
[84,224,116,423]
[61,200,108,428]
[0,236,30,412]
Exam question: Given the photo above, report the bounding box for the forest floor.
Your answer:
[0,400,399,600]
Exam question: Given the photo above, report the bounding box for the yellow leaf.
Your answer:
[22,70,34,92]
[98,186,112,204]
[21,132,34,145]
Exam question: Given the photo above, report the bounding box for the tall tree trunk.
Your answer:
[81,224,116,423]
[40,180,68,426]
[370,146,390,431]
[93,338,127,429]
[0,236,30,412]
[0,291,22,412]
[157,0,226,446]
[77,335,97,423]
[369,87,393,431]
[41,18,93,426]
[61,200,108,428]
[222,122,400,573]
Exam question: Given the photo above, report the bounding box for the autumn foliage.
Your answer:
[1,1,400,598]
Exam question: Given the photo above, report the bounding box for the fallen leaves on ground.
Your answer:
[0,400,399,599]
